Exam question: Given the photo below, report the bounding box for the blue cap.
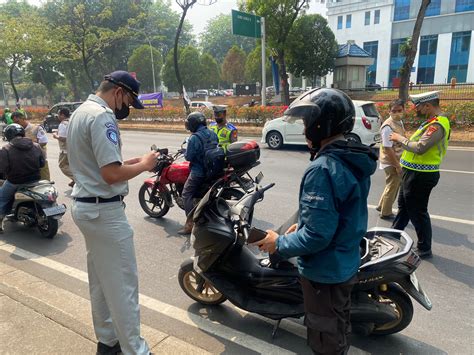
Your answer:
[104,71,144,109]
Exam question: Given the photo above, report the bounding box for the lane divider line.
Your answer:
[368,205,474,226]
[0,243,295,355]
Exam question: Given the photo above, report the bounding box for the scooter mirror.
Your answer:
[255,172,264,185]
[151,144,158,152]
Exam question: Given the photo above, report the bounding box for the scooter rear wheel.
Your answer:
[138,184,170,218]
[178,260,227,305]
[372,284,414,335]
[37,216,59,239]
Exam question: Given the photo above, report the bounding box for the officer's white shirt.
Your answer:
[67,94,128,198]
[57,120,68,153]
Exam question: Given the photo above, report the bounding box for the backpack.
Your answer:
[194,130,225,180]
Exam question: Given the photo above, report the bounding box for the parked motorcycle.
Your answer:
[0,179,66,238]
[138,141,260,218]
[178,175,432,337]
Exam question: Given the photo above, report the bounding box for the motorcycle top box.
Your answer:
[227,141,260,170]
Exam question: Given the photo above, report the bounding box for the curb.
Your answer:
[0,261,210,354]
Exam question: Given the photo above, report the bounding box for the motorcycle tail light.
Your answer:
[362,116,372,130]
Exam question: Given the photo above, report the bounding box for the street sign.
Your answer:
[231,9,261,38]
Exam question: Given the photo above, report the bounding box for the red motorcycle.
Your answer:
[138,141,260,218]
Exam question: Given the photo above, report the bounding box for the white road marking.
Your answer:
[439,169,474,174]
[368,205,474,226]
[447,146,474,152]
[0,242,295,355]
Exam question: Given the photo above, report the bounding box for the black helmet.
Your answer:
[185,112,207,132]
[285,88,355,150]
[4,123,25,141]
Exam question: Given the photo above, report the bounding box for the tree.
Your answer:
[244,45,271,84]
[42,0,145,90]
[0,3,54,102]
[245,0,310,105]
[162,46,202,92]
[128,45,163,93]
[200,53,220,89]
[221,46,246,85]
[28,58,62,106]
[174,0,216,114]
[200,14,256,63]
[399,0,431,102]
[286,14,338,84]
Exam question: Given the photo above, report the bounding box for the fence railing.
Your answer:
[340,83,474,102]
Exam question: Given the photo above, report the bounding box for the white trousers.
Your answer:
[72,201,149,355]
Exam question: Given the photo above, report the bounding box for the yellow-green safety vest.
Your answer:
[209,124,234,151]
[400,116,450,172]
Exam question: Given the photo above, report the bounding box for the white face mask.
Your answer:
[391,112,404,121]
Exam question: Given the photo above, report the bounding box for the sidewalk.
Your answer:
[0,261,210,354]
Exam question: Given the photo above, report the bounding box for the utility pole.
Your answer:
[261,17,266,106]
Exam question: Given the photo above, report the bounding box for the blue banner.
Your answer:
[138,92,163,108]
[270,57,280,95]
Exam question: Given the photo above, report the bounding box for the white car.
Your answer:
[189,101,215,110]
[261,98,381,150]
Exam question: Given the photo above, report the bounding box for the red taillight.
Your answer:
[362,116,372,130]
[241,141,258,151]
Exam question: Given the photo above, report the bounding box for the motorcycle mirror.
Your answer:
[255,172,264,185]
[151,144,158,152]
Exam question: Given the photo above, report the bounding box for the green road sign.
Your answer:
[231,9,261,38]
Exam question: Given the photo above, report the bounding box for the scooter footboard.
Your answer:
[397,273,432,310]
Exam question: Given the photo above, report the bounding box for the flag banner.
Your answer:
[138,92,163,108]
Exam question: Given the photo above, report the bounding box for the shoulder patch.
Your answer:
[106,128,119,145]
[426,125,439,137]
[227,123,236,130]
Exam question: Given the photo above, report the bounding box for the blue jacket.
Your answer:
[277,140,377,284]
[184,125,218,177]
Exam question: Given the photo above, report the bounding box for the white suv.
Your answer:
[262,95,381,150]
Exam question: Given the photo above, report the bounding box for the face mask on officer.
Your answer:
[215,113,225,124]
[114,88,130,120]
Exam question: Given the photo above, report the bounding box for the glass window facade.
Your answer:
[448,31,471,82]
[337,16,343,29]
[394,0,410,21]
[363,41,378,84]
[374,10,380,24]
[389,38,407,86]
[426,0,441,16]
[417,35,438,84]
[346,14,352,28]
[365,11,370,26]
[455,0,474,12]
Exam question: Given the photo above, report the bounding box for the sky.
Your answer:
[6,0,327,36]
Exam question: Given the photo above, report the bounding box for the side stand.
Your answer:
[272,319,282,339]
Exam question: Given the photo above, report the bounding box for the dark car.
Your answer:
[42,102,82,133]
[366,83,382,91]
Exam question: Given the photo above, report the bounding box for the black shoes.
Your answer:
[379,214,396,220]
[414,248,433,259]
[97,342,121,355]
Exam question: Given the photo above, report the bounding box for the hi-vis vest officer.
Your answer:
[389,91,450,259]
[68,71,158,355]
[209,106,237,151]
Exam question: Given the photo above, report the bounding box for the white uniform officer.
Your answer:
[68,71,158,355]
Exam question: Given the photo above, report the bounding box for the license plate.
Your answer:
[43,205,66,217]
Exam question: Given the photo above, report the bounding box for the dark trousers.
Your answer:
[392,168,440,251]
[182,173,205,216]
[301,276,357,355]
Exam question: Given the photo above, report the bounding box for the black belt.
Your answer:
[74,195,124,203]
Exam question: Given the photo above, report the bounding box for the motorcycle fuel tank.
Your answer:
[163,161,190,185]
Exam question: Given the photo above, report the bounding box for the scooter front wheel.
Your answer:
[178,260,227,305]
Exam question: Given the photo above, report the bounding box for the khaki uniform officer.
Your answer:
[390,91,450,259]
[53,107,75,187]
[68,71,158,355]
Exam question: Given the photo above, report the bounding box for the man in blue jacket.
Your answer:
[255,89,377,354]
[179,112,219,235]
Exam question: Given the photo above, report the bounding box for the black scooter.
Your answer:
[178,174,432,337]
